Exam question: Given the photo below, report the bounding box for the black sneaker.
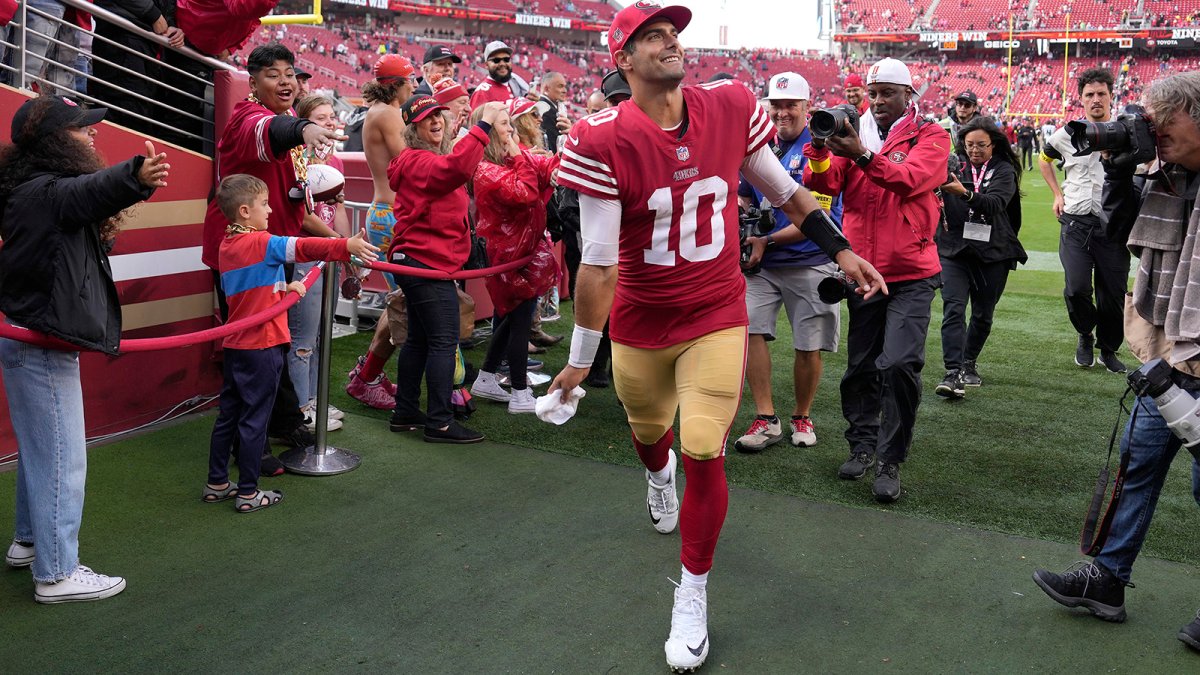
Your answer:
[584,369,610,388]
[935,370,966,399]
[962,360,982,387]
[423,421,485,444]
[1178,610,1200,651]
[1075,333,1096,368]
[1032,560,1127,622]
[1100,351,1128,374]
[389,411,427,432]
[272,424,315,450]
[838,449,874,480]
[261,452,286,477]
[872,461,901,502]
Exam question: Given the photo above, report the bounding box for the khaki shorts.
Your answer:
[746,263,841,352]
[612,326,746,460]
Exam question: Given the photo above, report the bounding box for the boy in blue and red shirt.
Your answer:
[202,174,378,513]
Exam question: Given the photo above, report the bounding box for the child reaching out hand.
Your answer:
[203,174,378,513]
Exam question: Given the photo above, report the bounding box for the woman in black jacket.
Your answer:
[935,117,1027,399]
[0,96,167,603]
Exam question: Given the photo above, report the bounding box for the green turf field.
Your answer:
[322,168,1199,569]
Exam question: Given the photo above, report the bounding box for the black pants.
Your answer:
[565,227,583,298]
[90,19,159,133]
[208,346,283,493]
[483,298,537,390]
[1058,213,1131,353]
[212,269,304,436]
[939,256,1011,370]
[392,258,460,429]
[842,274,940,464]
[1020,144,1034,169]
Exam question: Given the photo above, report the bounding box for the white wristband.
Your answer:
[568,325,604,368]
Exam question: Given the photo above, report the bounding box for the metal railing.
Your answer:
[1,0,237,151]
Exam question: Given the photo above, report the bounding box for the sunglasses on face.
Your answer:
[489,57,511,64]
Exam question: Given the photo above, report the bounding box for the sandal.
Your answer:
[235,490,284,513]
[201,483,238,503]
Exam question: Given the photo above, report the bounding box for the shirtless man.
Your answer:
[346,54,418,410]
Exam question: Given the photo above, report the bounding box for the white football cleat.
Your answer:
[665,581,709,672]
[646,449,679,534]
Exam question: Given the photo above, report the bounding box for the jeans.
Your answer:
[482,298,538,390]
[287,261,327,407]
[1095,394,1200,583]
[841,274,940,464]
[1059,213,1131,353]
[1,0,75,93]
[0,338,86,583]
[939,256,1011,370]
[392,257,460,429]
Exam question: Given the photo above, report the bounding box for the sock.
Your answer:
[757,413,779,423]
[679,455,729,576]
[792,415,809,420]
[360,350,388,382]
[681,566,708,589]
[634,428,673,478]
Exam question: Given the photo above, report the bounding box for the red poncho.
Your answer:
[472,150,559,316]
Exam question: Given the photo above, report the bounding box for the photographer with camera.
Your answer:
[1032,71,1200,650]
[934,118,1027,399]
[1040,68,1131,373]
[801,57,950,502]
[731,72,844,453]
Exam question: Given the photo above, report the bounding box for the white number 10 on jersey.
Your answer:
[643,176,729,266]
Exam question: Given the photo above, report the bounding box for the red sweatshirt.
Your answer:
[176,0,279,56]
[802,114,949,283]
[387,124,489,273]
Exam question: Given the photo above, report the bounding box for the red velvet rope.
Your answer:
[0,263,326,353]
[360,253,534,279]
[0,253,539,353]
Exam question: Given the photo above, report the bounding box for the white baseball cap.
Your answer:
[485,40,513,60]
[767,72,810,101]
[866,58,913,88]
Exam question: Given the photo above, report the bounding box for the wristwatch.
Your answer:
[765,234,776,247]
[854,149,874,168]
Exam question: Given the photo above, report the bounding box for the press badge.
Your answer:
[963,221,992,242]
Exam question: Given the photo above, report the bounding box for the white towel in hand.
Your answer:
[535,387,587,425]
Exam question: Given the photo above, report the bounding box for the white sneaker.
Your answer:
[34,565,126,604]
[302,404,343,432]
[507,387,537,414]
[664,582,709,672]
[647,449,680,534]
[6,540,34,567]
[307,400,346,422]
[471,371,511,402]
[790,416,817,447]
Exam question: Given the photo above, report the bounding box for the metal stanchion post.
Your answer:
[281,263,361,475]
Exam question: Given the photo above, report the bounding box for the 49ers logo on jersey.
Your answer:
[890,150,908,163]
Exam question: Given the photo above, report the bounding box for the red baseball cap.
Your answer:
[607,2,692,65]
[845,74,864,89]
[374,54,415,82]
[432,78,468,104]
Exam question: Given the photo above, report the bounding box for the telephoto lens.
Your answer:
[817,272,857,304]
[810,104,861,140]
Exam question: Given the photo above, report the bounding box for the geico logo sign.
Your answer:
[1172,28,1200,39]
[984,40,1020,48]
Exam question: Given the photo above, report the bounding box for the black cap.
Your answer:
[11,96,106,144]
[423,44,462,65]
[955,90,979,105]
[294,65,312,80]
[401,95,448,125]
[601,70,631,102]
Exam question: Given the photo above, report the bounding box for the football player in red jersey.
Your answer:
[549,3,887,671]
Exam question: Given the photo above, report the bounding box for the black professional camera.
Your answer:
[817,270,858,303]
[947,153,963,184]
[810,104,861,140]
[1066,104,1157,167]
[738,204,775,275]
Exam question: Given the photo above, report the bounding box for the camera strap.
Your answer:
[1079,385,1134,556]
